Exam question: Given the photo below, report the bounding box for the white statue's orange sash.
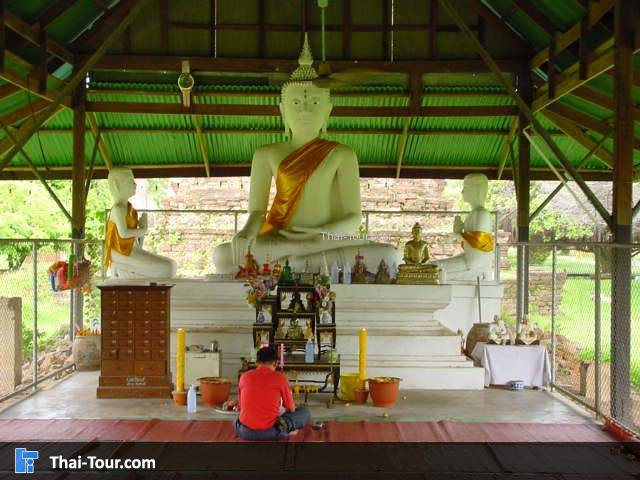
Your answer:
[260,138,338,235]
[461,231,494,252]
[104,202,138,268]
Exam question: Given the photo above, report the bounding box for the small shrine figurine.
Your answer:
[288,291,305,313]
[279,258,294,284]
[235,247,260,279]
[396,223,441,285]
[287,317,303,339]
[304,320,313,339]
[261,261,271,276]
[516,314,540,345]
[487,314,511,346]
[374,259,392,284]
[351,249,369,284]
[271,259,282,280]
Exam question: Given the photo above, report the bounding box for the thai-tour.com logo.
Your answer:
[14,447,156,473]
[15,448,39,474]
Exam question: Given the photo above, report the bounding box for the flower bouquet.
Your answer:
[245,275,276,308]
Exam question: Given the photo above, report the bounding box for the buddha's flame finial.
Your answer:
[289,33,318,82]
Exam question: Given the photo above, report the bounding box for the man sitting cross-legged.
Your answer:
[234,346,311,440]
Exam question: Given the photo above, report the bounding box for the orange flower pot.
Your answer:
[353,388,369,405]
[172,390,187,406]
[198,377,232,406]
[368,377,401,407]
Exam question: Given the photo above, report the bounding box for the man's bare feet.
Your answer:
[288,429,299,436]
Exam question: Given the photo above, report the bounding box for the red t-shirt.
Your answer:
[238,366,295,430]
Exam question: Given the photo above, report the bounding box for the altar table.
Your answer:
[470,342,551,388]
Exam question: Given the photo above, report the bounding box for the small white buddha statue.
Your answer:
[487,314,510,345]
[432,173,494,282]
[104,168,176,278]
[212,35,400,273]
[516,314,540,345]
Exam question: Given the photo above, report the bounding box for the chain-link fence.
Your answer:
[513,243,640,435]
[0,239,104,402]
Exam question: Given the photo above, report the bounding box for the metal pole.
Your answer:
[594,245,602,416]
[365,212,370,236]
[32,241,38,391]
[551,244,557,388]
[234,212,238,234]
[493,212,500,284]
[476,276,483,323]
[516,244,525,331]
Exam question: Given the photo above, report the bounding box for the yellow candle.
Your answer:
[358,327,367,383]
[176,328,186,392]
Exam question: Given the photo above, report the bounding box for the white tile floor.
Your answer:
[0,372,596,424]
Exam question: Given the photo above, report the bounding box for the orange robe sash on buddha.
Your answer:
[104,202,139,268]
[260,138,338,235]
[461,230,495,252]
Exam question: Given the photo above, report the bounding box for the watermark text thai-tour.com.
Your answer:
[15,447,156,474]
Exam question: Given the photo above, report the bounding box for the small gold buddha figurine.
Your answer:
[397,223,441,285]
[271,259,282,280]
[487,314,511,346]
[351,249,369,284]
[516,314,540,345]
[374,259,392,284]
[403,223,430,264]
[287,317,303,339]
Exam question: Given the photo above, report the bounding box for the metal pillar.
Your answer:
[32,241,38,390]
[594,246,602,416]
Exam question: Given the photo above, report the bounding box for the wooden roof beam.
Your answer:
[0,0,150,174]
[530,0,614,70]
[0,98,49,127]
[85,102,519,117]
[0,164,614,182]
[571,85,640,122]
[34,0,80,29]
[542,109,613,168]
[192,115,211,177]
[87,112,112,169]
[4,9,73,64]
[466,0,531,51]
[511,0,557,36]
[0,62,71,105]
[84,55,526,73]
[545,102,640,150]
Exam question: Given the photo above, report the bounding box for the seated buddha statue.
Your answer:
[212,35,400,274]
[396,223,440,285]
[431,173,494,282]
[103,168,176,278]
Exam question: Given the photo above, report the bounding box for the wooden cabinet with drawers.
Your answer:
[96,285,173,398]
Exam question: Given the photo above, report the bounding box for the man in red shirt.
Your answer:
[234,346,311,440]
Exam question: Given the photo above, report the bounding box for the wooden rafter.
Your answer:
[0,163,613,182]
[85,102,519,117]
[34,0,80,28]
[0,98,49,127]
[497,119,518,180]
[438,0,613,229]
[511,0,556,36]
[87,112,113,170]
[85,55,526,74]
[542,109,613,168]
[0,61,70,105]
[0,106,63,155]
[466,0,531,51]
[545,102,640,151]
[4,9,73,64]
[530,0,614,70]
[395,118,411,179]
[532,28,640,112]
[192,115,211,177]
[572,85,640,122]
[0,0,150,174]
[0,83,19,100]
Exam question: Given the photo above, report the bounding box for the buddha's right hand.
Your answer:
[231,232,253,266]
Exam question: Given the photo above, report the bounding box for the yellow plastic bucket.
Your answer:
[339,372,363,401]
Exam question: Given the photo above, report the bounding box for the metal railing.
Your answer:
[0,238,104,402]
[512,242,640,435]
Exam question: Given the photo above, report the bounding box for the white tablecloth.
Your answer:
[470,342,551,387]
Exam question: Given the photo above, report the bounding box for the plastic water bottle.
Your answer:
[187,385,197,413]
[305,337,315,363]
[343,262,352,284]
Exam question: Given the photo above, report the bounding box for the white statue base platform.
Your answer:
[100,279,503,390]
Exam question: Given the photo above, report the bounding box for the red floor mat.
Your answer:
[0,419,616,442]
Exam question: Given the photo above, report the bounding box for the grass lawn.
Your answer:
[504,248,640,388]
[0,260,70,336]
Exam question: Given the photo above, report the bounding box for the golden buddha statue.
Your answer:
[397,223,441,285]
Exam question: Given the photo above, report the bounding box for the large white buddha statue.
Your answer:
[213,36,400,273]
[432,173,494,282]
[103,168,177,278]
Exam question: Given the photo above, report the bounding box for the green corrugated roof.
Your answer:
[0,0,636,179]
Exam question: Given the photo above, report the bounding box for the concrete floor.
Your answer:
[0,372,596,424]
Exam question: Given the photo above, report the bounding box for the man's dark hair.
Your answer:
[257,346,277,364]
